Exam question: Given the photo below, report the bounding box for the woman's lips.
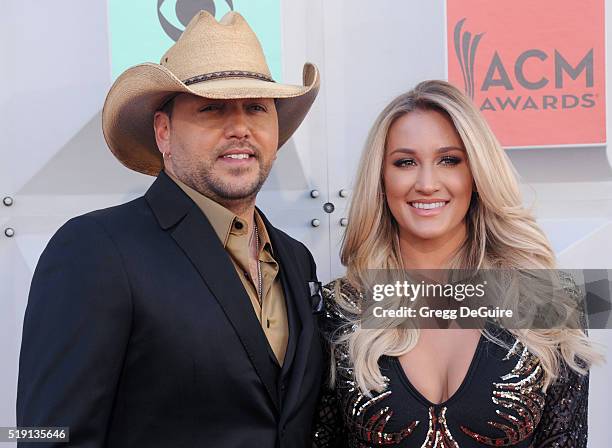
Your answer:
[408,200,449,217]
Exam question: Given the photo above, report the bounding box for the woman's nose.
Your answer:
[414,166,440,194]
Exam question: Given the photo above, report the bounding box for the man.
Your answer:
[17,11,323,448]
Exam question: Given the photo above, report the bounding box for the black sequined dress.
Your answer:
[313,280,589,448]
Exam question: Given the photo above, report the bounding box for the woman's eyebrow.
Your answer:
[436,146,465,153]
[389,146,465,155]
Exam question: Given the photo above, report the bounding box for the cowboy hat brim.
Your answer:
[102,62,319,176]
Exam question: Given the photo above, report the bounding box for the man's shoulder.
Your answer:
[52,196,154,245]
[84,196,149,223]
[262,219,317,280]
[266,222,311,259]
[78,195,152,225]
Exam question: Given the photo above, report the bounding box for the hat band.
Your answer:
[183,70,274,86]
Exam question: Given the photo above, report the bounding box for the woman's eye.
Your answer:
[440,156,461,165]
[393,158,416,167]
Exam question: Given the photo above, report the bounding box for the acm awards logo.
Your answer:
[157,0,234,41]
[453,18,595,112]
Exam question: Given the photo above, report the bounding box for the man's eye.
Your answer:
[393,159,416,167]
[249,104,267,112]
[440,156,461,165]
[200,104,222,112]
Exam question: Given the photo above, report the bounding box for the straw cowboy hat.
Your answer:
[102,10,320,176]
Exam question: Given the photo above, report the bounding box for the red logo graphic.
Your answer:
[447,0,605,147]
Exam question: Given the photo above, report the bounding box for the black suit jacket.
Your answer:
[17,171,324,447]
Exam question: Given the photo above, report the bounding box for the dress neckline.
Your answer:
[391,331,486,408]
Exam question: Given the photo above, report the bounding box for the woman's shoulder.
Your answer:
[556,270,583,301]
[323,277,363,307]
[319,277,362,335]
[555,270,588,329]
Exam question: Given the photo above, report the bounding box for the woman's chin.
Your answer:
[402,227,448,242]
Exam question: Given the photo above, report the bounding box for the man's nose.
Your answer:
[414,166,440,194]
[223,108,251,140]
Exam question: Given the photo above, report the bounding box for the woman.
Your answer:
[313,80,601,447]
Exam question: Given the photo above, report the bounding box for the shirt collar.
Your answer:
[166,170,273,253]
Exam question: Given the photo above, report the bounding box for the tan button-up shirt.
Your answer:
[168,173,288,365]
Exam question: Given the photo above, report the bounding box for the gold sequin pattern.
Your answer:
[460,340,545,445]
[420,407,460,448]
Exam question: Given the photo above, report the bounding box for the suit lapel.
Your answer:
[278,267,299,376]
[146,173,280,411]
[258,211,315,418]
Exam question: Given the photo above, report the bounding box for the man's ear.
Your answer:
[153,111,171,156]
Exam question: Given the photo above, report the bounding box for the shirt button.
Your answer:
[234,221,243,230]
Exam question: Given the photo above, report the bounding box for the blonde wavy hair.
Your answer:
[336,80,602,394]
